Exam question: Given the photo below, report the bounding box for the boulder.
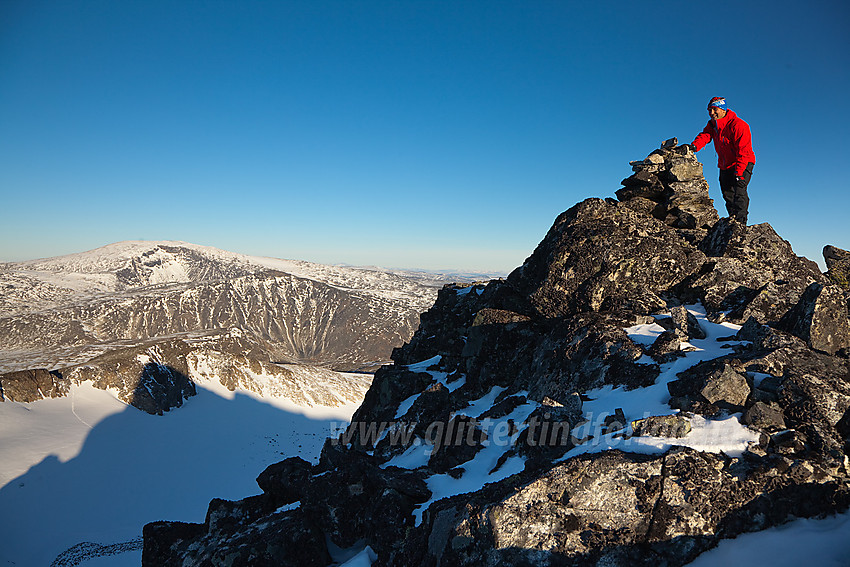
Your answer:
[647,330,685,363]
[668,360,751,413]
[743,401,786,431]
[777,282,850,355]
[693,219,825,325]
[700,363,751,407]
[670,304,707,340]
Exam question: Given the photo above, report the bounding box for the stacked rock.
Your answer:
[616,137,720,230]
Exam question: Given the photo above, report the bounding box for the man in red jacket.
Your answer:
[689,97,756,224]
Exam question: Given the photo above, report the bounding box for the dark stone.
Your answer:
[743,402,787,431]
[770,430,808,455]
[700,364,750,408]
[256,457,313,504]
[670,305,707,340]
[669,360,751,412]
[603,407,628,433]
[505,198,706,318]
[691,220,825,325]
[647,330,685,363]
[129,363,196,415]
[777,282,850,355]
[428,416,487,473]
[142,521,206,567]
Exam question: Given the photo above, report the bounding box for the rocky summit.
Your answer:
[142,144,850,566]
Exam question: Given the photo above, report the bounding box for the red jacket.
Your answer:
[692,109,755,177]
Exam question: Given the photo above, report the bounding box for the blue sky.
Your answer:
[2,1,848,272]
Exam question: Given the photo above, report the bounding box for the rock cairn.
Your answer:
[617,137,720,230]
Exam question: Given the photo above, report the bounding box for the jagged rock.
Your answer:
[428,416,488,473]
[144,448,431,565]
[143,508,330,567]
[670,304,707,340]
[63,341,197,415]
[518,398,584,464]
[603,407,628,433]
[400,448,850,567]
[686,219,826,325]
[256,457,313,503]
[142,521,207,566]
[777,282,850,355]
[506,198,706,318]
[824,245,850,289]
[770,430,808,455]
[700,364,751,407]
[0,368,67,402]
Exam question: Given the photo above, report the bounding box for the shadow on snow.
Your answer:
[0,384,346,566]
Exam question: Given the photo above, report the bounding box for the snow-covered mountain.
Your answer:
[0,241,494,565]
[0,241,486,374]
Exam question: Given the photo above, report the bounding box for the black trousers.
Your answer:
[719,162,754,224]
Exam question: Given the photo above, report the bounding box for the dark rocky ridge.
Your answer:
[142,144,850,566]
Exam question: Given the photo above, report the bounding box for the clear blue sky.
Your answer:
[2,1,848,272]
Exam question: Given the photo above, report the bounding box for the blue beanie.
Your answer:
[707,97,728,111]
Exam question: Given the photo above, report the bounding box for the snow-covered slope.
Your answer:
[0,374,365,566]
[0,241,483,373]
[0,240,471,312]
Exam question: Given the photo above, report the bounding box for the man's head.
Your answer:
[708,97,728,120]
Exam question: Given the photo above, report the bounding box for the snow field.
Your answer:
[0,375,363,567]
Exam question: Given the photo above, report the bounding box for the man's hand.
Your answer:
[687,144,697,152]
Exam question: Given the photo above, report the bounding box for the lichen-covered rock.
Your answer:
[668,360,751,413]
[506,198,706,318]
[824,244,850,289]
[632,414,692,438]
[647,329,685,363]
[670,304,707,339]
[700,364,750,407]
[399,448,850,567]
[688,219,826,325]
[777,282,850,355]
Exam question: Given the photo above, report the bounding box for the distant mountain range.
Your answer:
[0,241,498,412]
